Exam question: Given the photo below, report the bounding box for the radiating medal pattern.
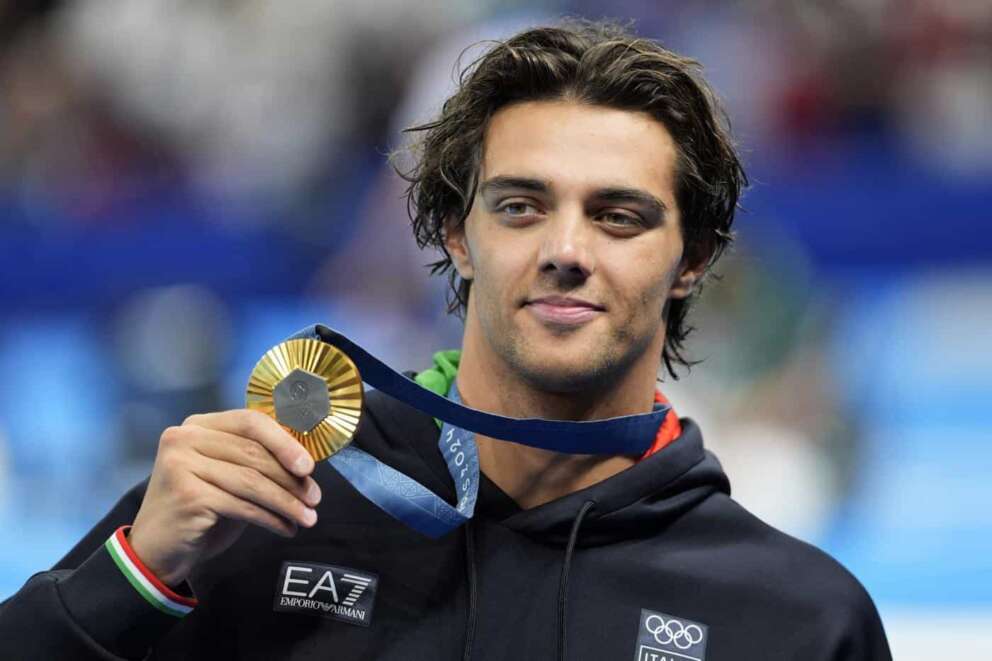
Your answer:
[246,338,363,461]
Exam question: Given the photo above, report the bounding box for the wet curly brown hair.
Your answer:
[394,19,747,378]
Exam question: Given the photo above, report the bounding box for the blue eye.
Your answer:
[500,202,539,217]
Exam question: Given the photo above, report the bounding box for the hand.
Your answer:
[128,409,321,587]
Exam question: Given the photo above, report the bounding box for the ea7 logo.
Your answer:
[273,561,378,627]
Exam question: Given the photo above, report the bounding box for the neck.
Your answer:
[456,322,661,509]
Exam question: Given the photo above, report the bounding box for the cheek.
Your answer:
[471,231,532,300]
[608,243,681,310]
[634,275,673,323]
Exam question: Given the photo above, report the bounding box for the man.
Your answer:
[0,21,891,660]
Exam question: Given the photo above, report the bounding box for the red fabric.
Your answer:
[638,390,682,461]
[115,526,199,606]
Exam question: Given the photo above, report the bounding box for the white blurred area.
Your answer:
[1,0,990,655]
[53,0,475,209]
[885,610,992,660]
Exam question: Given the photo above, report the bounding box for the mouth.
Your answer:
[523,296,605,327]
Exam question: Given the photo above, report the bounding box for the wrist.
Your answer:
[125,525,190,589]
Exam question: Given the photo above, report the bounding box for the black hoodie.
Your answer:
[0,388,891,660]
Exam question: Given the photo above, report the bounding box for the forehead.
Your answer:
[480,100,678,203]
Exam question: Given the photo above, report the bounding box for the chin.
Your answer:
[512,341,626,394]
[481,307,652,394]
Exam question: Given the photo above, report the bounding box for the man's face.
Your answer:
[447,100,697,393]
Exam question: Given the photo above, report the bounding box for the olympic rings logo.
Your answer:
[644,615,704,650]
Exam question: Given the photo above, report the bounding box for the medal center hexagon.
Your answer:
[273,368,330,433]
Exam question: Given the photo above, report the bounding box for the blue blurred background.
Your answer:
[1,1,989,657]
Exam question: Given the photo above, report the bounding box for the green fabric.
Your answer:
[413,349,461,429]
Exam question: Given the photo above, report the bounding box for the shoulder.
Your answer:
[649,490,892,658]
[694,493,888,649]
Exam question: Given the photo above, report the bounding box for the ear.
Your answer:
[443,216,475,280]
[669,262,703,300]
[668,244,712,300]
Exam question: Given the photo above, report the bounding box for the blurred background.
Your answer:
[0,0,989,657]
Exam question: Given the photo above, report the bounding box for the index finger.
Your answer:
[183,409,315,477]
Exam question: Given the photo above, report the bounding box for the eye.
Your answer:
[498,201,541,217]
[596,211,644,229]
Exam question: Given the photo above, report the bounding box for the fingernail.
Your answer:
[306,481,321,506]
[302,508,317,526]
[293,454,313,474]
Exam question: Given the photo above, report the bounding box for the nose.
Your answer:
[537,206,595,284]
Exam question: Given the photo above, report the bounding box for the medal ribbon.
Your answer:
[288,324,668,538]
[289,324,668,454]
[327,384,481,538]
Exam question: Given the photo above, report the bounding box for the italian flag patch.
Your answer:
[105,527,197,617]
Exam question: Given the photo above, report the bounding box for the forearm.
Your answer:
[0,527,196,660]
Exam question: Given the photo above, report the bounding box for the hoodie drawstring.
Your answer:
[557,500,595,661]
[462,520,478,661]
[462,500,594,661]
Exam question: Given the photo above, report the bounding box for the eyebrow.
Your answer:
[479,176,550,196]
[593,187,668,218]
[478,176,668,219]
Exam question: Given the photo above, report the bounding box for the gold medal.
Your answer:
[246,338,363,461]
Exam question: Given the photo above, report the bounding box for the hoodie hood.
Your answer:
[501,419,729,546]
[361,352,730,548]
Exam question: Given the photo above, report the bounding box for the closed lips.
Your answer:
[525,297,604,324]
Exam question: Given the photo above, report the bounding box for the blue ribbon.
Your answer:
[289,324,668,454]
[327,384,480,538]
[288,324,666,538]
